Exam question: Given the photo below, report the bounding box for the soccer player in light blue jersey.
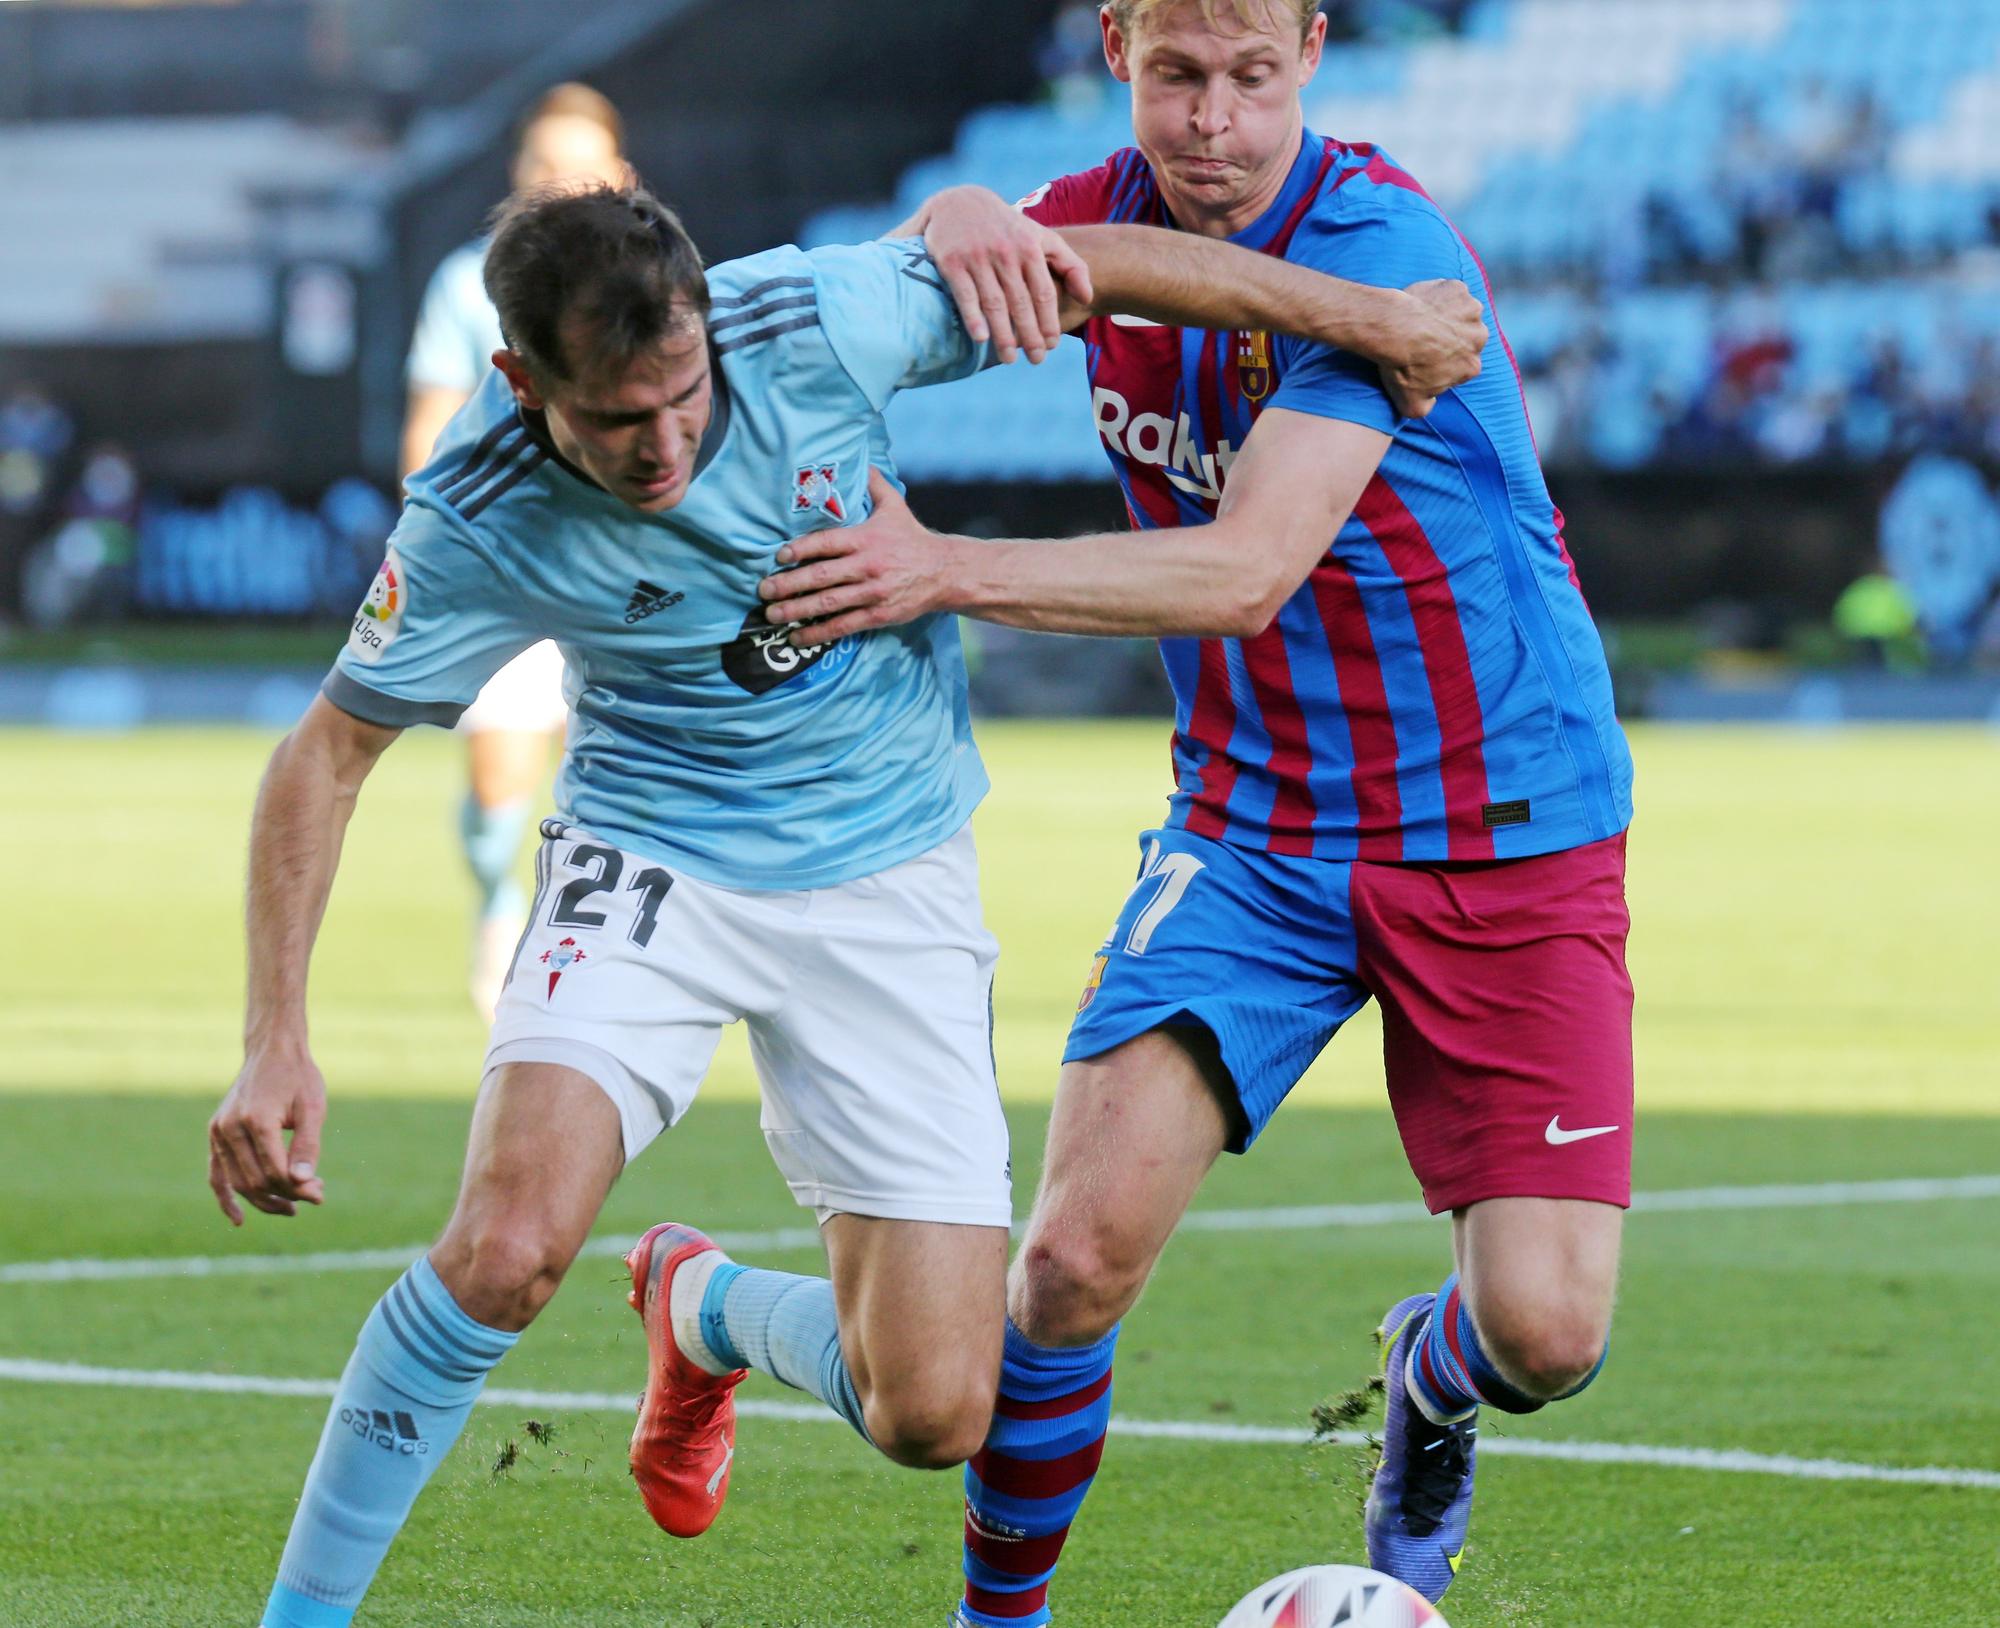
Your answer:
[401,84,631,1019]
[206,179,1486,1627]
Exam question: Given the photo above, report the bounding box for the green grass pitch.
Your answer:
[1,720,1997,1626]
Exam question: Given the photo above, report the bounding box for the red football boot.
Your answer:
[625,1221,745,1538]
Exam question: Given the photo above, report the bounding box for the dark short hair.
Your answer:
[514,82,625,155]
[484,183,710,385]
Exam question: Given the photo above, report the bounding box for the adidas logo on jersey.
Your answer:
[625,580,685,624]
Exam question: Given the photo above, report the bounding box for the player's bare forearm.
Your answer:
[212,696,396,1225]
[242,697,395,1049]
[945,527,1271,638]
[763,416,1389,646]
[1054,225,1486,413]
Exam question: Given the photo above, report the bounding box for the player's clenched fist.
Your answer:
[912,184,1094,365]
[1374,278,1487,420]
[208,1047,327,1225]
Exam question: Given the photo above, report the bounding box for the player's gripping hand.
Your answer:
[917,185,1094,365]
[1375,279,1488,419]
[761,468,948,646]
[208,1044,327,1225]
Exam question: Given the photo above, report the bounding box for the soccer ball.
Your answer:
[1218,1565,1448,1628]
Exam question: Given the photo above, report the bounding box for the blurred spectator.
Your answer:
[1323,0,1476,43]
[1839,337,1924,461]
[1364,0,1476,37]
[0,385,74,519]
[1039,3,1107,116]
[20,444,141,629]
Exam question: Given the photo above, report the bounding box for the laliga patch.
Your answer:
[348,545,405,666]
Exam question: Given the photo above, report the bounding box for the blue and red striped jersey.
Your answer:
[1023,132,1633,862]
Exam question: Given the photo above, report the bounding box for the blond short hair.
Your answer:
[1105,0,1320,42]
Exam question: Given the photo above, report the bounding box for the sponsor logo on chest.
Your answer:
[719,605,857,695]
[1089,327,1280,502]
[1091,388,1243,503]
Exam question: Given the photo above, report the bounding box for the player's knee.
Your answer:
[431,1221,571,1332]
[865,1380,993,1470]
[1013,1227,1143,1346]
[1481,1304,1608,1401]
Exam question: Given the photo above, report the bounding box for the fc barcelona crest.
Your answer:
[1237,330,1273,403]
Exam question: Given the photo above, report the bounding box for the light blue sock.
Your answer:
[699,1263,871,1443]
[458,794,531,921]
[260,1257,518,1628]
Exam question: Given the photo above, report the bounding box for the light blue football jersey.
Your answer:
[405,239,504,395]
[328,239,994,890]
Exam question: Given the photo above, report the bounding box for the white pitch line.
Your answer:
[5,1174,1999,1287]
[2,1358,1996,1492]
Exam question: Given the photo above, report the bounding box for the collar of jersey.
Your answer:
[515,338,735,511]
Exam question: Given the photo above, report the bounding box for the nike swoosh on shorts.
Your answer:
[1545,1117,1620,1145]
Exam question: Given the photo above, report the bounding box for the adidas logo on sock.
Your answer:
[625,579,685,624]
[340,1405,430,1456]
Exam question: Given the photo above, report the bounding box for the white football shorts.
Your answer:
[483,820,1010,1227]
[459,640,568,735]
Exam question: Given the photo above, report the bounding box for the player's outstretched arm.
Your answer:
[761,409,1389,644]
[208,695,400,1226]
[1055,223,1485,419]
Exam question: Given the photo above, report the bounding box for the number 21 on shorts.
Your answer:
[548,839,676,949]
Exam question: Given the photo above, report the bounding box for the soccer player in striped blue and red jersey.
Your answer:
[761,0,1636,1616]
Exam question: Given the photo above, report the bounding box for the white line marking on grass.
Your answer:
[0,1225,824,1285]
[3,1358,1997,1492]
[6,1175,1999,1286]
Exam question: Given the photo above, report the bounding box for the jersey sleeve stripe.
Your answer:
[438,428,530,504]
[459,450,549,521]
[435,419,520,494]
[709,274,815,308]
[321,668,469,729]
[445,438,536,515]
[710,293,817,335]
[713,313,821,356]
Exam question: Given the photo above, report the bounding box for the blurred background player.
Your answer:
[401,82,631,1016]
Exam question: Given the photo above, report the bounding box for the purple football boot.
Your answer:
[1364,1293,1477,1603]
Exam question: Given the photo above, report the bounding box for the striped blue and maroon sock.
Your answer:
[1404,1271,1607,1423]
[957,1320,1118,1627]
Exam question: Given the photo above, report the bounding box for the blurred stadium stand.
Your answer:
[807,0,2000,482]
[2,0,1998,718]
